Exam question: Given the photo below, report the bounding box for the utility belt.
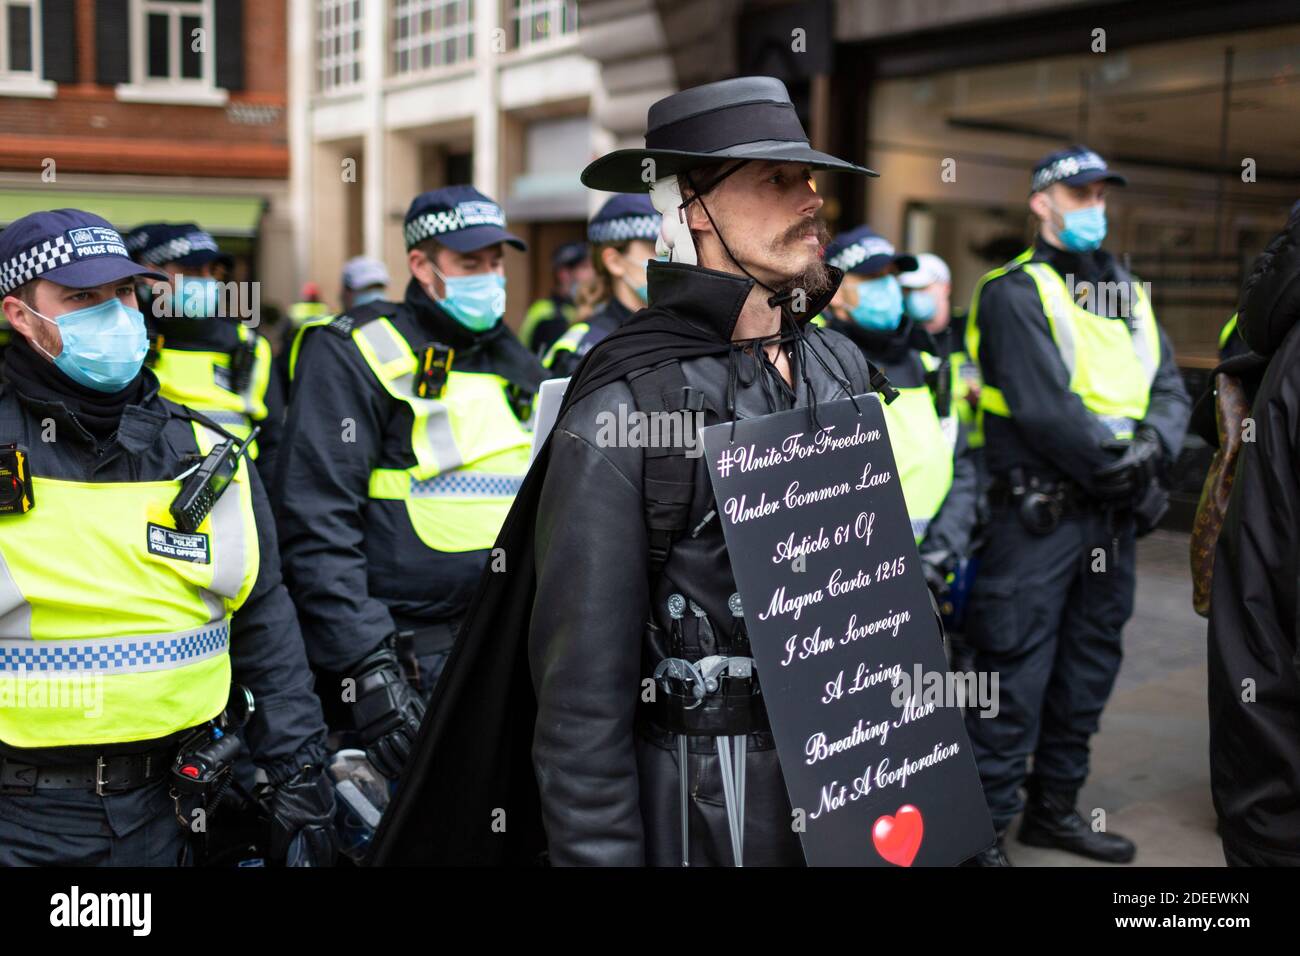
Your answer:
[394,620,461,660]
[0,743,176,795]
[646,668,770,737]
[988,468,1098,535]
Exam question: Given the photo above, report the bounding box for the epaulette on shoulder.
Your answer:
[323,313,358,337]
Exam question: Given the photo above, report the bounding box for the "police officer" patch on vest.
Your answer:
[146,523,211,563]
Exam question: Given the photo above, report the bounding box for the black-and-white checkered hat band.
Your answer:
[0,235,76,297]
[140,233,220,265]
[828,237,895,273]
[588,215,660,245]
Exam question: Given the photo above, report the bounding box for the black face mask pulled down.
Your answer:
[3,333,144,440]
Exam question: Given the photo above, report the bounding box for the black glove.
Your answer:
[351,635,426,780]
[268,765,339,867]
[1092,425,1163,502]
[919,549,953,601]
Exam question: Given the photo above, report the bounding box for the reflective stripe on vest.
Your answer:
[543,321,590,369]
[351,317,532,553]
[1219,312,1238,351]
[288,314,337,381]
[969,251,1158,439]
[152,326,272,457]
[881,368,955,544]
[0,422,259,748]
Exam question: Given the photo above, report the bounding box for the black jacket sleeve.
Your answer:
[921,419,977,559]
[230,463,329,787]
[252,354,286,488]
[274,327,396,672]
[529,390,650,866]
[974,272,1118,492]
[1140,326,1191,464]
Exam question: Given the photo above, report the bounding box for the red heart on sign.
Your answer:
[872,804,923,867]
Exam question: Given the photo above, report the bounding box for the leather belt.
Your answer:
[0,746,174,796]
[645,682,771,737]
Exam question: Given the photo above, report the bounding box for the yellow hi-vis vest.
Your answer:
[151,325,272,458]
[347,316,533,553]
[967,250,1159,441]
[881,351,956,543]
[0,423,259,748]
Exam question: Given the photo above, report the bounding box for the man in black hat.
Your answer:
[372,77,891,866]
[276,186,546,782]
[961,146,1189,865]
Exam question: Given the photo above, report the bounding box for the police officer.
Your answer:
[823,228,977,603]
[277,186,546,780]
[521,241,590,355]
[962,147,1190,865]
[340,256,391,314]
[126,223,284,482]
[899,253,986,482]
[0,210,335,865]
[545,194,660,377]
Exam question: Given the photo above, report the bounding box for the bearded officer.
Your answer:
[962,146,1189,865]
[0,210,334,866]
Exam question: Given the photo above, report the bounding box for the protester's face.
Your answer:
[409,243,503,299]
[686,161,830,298]
[1,277,138,358]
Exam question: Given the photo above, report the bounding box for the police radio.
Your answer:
[170,426,260,532]
[0,443,34,515]
[414,343,454,399]
[146,332,165,368]
[228,335,258,394]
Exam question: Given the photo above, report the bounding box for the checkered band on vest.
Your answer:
[0,235,76,296]
[140,233,219,266]
[589,215,660,244]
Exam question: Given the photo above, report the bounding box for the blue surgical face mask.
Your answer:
[849,275,904,331]
[1051,201,1107,252]
[27,297,148,392]
[626,254,652,305]
[904,289,937,322]
[173,276,221,319]
[430,266,506,332]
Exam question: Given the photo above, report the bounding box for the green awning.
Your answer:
[0,190,266,237]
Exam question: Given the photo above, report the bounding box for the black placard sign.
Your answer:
[702,395,994,866]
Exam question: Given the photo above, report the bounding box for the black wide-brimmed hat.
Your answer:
[581,76,876,193]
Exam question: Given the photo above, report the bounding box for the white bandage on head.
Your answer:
[649,175,697,266]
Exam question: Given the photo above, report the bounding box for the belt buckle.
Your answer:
[95,756,107,796]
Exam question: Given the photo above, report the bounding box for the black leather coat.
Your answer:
[529,264,876,866]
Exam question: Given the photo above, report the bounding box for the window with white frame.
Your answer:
[318,0,363,93]
[390,0,473,77]
[136,0,213,86]
[509,0,578,51]
[0,0,41,78]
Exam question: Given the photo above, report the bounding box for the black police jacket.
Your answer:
[1207,213,1300,863]
[275,279,546,673]
[0,343,327,788]
[972,238,1189,494]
